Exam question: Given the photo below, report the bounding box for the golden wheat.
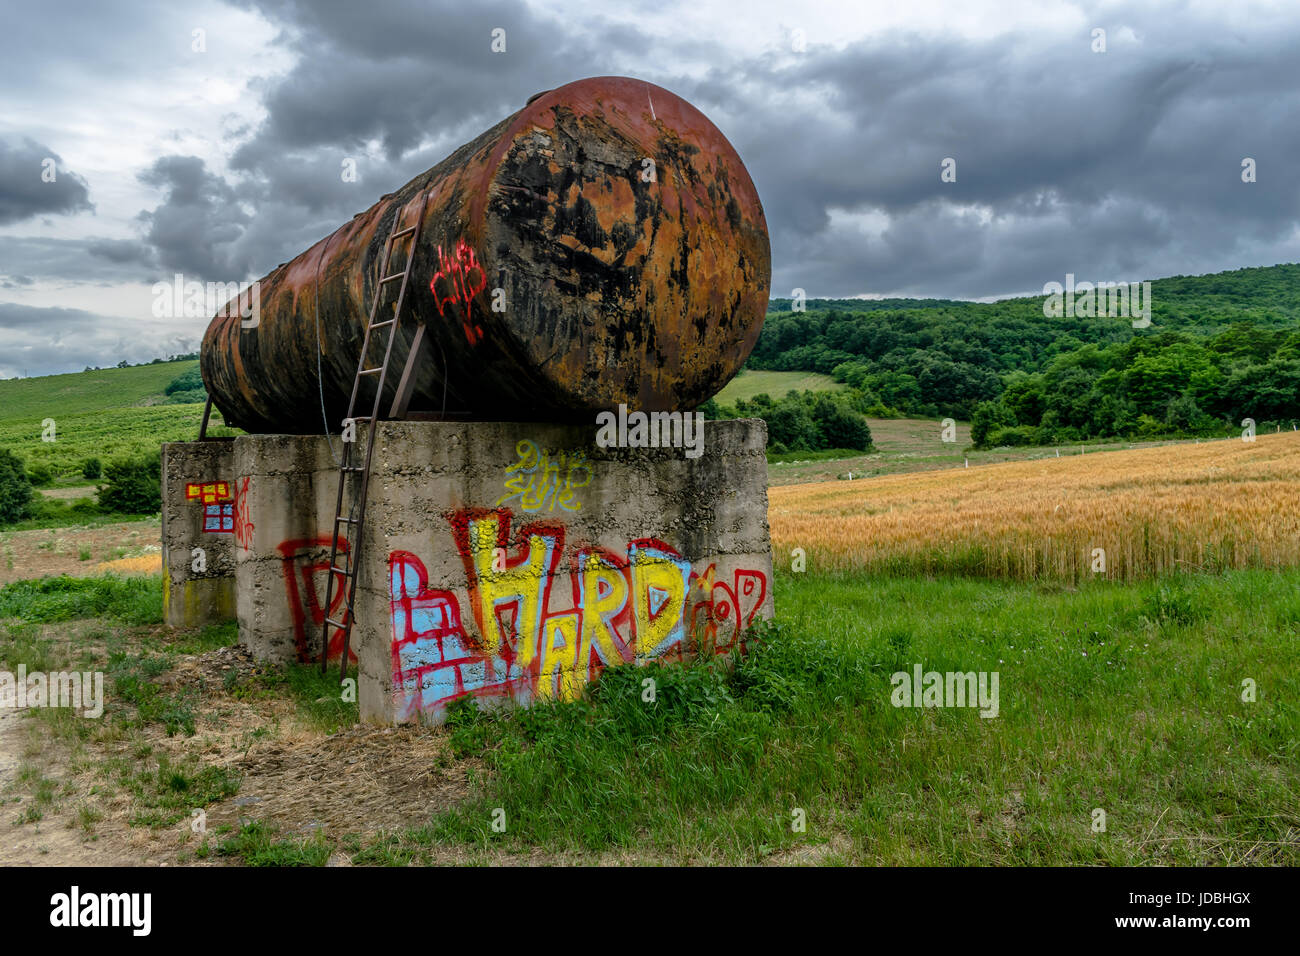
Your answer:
[93,554,162,576]
[769,432,1300,581]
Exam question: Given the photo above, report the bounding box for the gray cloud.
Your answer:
[0,237,156,285]
[136,155,253,281]
[0,302,199,378]
[3,0,1300,377]
[676,21,1300,297]
[115,0,658,284]
[0,137,93,225]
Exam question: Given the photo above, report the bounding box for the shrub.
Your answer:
[164,367,205,396]
[971,400,1016,448]
[0,449,35,524]
[986,425,1039,447]
[82,458,103,480]
[98,454,161,515]
[814,398,873,450]
[25,463,54,487]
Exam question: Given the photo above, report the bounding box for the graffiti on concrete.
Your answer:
[185,481,234,534]
[389,508,767,720]
[232,476,254,553]
[278,536,355,663]
[495,439,591,513]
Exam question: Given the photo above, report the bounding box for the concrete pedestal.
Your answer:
[162,419,774,724]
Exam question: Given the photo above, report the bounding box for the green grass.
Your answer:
[4,569,1294,865]
[359,567,1300,865]
[0,360,198,419]
[0,405,237,480]
[107,650,197,736]
[0,574,163,626]
[213,820,332,866]
[715,370,844,405]
[0,359,243,479]
[114,754,241,827]
[169,621,238,655]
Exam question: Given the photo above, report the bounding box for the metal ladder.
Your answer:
[319,192,428,681]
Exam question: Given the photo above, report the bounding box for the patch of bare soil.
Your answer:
[38,485,99,502]
[0,690,146,864]
[0,643,475,866]
[202,723,468,847]
[0,519,160,585]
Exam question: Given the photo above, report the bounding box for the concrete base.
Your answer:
[161,440,237,628]
[162,419,773,724]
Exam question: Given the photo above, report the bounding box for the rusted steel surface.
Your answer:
[201,76,771,433]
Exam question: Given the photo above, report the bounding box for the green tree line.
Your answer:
[752,263,1300,445]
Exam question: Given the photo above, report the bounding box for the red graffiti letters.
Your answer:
[233,476,254,553]
[277,536,355,663]
[429,239,486,345]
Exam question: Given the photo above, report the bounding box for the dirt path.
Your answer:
[0,689,147,865]
[0,646,473,866]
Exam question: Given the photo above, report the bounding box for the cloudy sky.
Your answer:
[2,0,1298,377]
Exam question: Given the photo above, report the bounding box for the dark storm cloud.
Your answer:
[673,18,1300,297]
[230,0,616,160]
[136,155,252,281]
[205,0,1300,301]
[114,0,651,286]
[0,237,157,285]
[5,0,1300,378]
[86,238,157,266]
[0,138,93,225]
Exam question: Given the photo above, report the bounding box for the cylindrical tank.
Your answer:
[201,75,771,433]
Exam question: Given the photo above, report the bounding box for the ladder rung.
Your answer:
[330,565,353,577]
[380,273,406,284]
[335,515,358,524]
[352,416,372,422]
[391,226,416,239]
[370,318,396,328]
[358,367,383,376]
[325,617,348,629]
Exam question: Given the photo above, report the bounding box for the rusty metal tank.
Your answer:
[201,75,771,434]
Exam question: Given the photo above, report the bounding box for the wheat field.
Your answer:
[769,432,1300,581]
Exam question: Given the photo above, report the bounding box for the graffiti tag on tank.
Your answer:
[429,239,486,345]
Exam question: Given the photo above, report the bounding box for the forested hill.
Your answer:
[750,262,1300,447]
[766,262,1300,326]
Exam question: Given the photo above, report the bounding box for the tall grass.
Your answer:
[0,573,163,625]
[770,432,1300,581]
[357,567,1300,865]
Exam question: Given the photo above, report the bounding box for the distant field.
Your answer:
[0,360,236,477]
[0,360,199,418]
[714,369,843,404]
[763,416,1226,486]
[0,405,235,478]
[770,431,1300,581]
